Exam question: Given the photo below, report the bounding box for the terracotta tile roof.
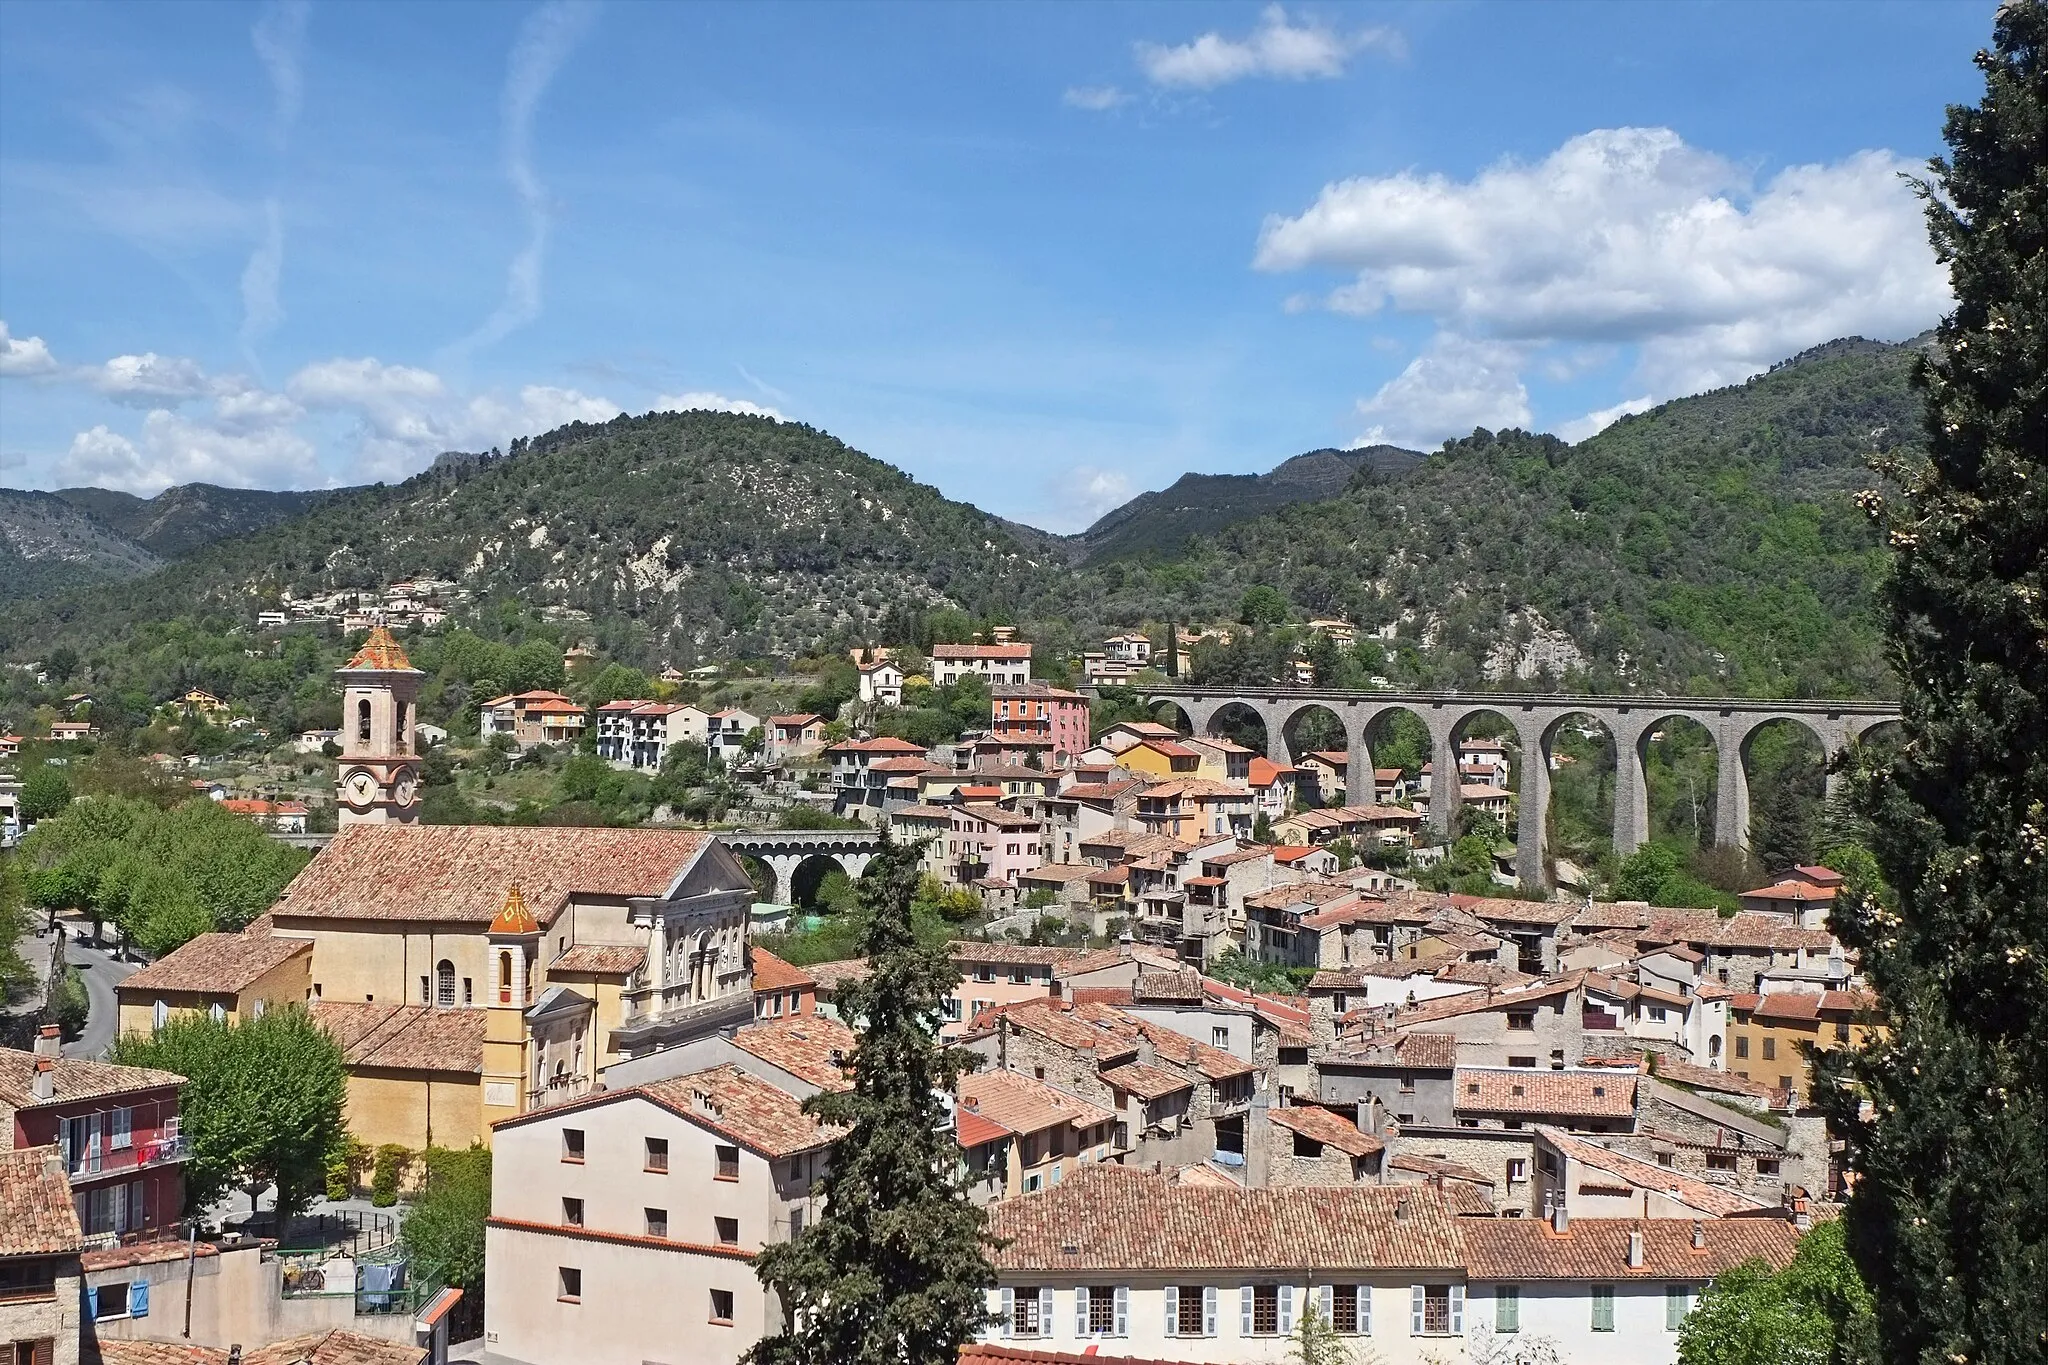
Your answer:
[988,1164,1463,1272]
[804,959,872,994]
[750,947,816,993]
[1644,911,1838,952]
[1136,739,1198,760]
[1329,1031,1462,1070]
[1132,971,1205,1003]
[827,737,929,755]
[550,942,647,975]
[1740,880,1839,903]
[638,1064,844,1158]
[1536,1127,1769,1217]
[89,1343,227,1365]
[488,884,540,936]
[1059,781,1138,803]
[1387,974,1582,1027]
[1270,845,1322,864]
[1461,1216,1800,1281]
[1247,757,1291,786]
[1268,1104,1384,1157]
[242,1330,429,1365]
[1245,881,1359,912]
[733,1016,857,1091]
[1053,947,1130,977]
[341,626,415,672]
[992,682,1082,699]
[948,941,1077,966]
[958,1069,1115,1136]
[1455,1067,1637,1120]
[1132,1018,1255,1081]
[768,713,825,727]
[1447,894,1579,927]
[1751,990,1879,1021]
[1098,1062,1193,1100]
[956,1107,1012,1148]
[118,931,310,995]
[1388,1153,1495,1186]
[273,825,716,926]
[0,1048,185,1109]
[934,643,1032,659]
[1018,863,1099,886]
[309,1002,486,1074]
[0,1145,83,1256]
[82,1238,220,1272]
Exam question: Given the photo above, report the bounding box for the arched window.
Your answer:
[356,698,372,744]
[397,701,410,755]
[436,960,457,1008]
[499,951,513,1005]
[1709,1035,1724,1060]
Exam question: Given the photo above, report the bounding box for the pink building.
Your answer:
[991,684,1089,764]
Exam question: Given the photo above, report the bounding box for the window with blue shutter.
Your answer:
[129,1282,149,1318]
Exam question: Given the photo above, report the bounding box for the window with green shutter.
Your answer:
[1666,1284,1691,1331]
[1495,1285,1519,1333]
[1591,1284,1616,1332]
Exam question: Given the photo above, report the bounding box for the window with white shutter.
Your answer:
[1037,1288,1052,1338]
[1000,1288,1014,1339]
[1411,1285,1425,1335]
[1241,1284,1255,1337]
[1203,1285,1218,1337]
[1449,1284,1465,1334]
[1113,1286,1129,1338]
[109,1107,132,1150]
[1164,1285,1179,1337]
[1279,1284,1295,1335]
[1077,1286,1091,1337]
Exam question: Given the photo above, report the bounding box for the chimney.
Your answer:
[1627,1228,1645,1268]
[34,1024,59,1059]
[32,1057,54,1102]
[1395,1195,1410,1222]
[1551,1200,1570,1235]
[228,1349,242,1365]
[1691,1220,1707,1251]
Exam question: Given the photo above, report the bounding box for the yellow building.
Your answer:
[1116,738,1202,780]
[955,1068,1117,1201]
[115,930,312,1033]
[1728,989,1883,1095]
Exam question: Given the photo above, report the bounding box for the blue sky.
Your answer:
[0,1,1988,531]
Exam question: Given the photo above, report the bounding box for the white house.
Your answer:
[932,643,1031,687]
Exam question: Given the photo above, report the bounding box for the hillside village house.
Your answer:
[1727,989,1882,1095]
[116,932,312,1033]
[1737,865,1842,929]
[825,737,928,821]
[990,684,1089,764]
[0,1144,85,1365]
[855,657,904,706]
[47,722,96,742]
[762,714,827,763]
[932,643,1032,687]
[595,701,711,770]
[480,691,588,749]
[217,797,309,834]
[705,708,760,765]
[2,1031,188,1248]
[483,1063,840,1365]
[956,1067,1118,1201]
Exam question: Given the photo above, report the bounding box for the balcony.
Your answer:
[65,1133,191,1181]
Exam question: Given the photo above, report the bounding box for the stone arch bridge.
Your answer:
[722,829,881,905]
[1137,685,1900,886]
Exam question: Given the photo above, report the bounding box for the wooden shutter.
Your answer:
[1318,1283,1333,1324]
[1279,1284,1295,1335]
[1449,1284,1465,1334]
[1411,1285,1426,1335]
[1241,1284,1254,1337]
[1076,1285,1090,1336]
[1203,1285,1218,1337]
[1038,1288,1052,1338]
[1165,1285,1179,1337]
[1113,1285,1129,1338]
[1000,1287,1013,1338]
[1361,1283,1372,1335]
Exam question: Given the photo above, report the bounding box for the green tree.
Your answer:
[1676,1218,1875,1365]
[401,1146,491,1328]
[20,767,72,823]
[1287,1301,1354,1365]
[1238,584,1290,626]
[112,1007,347,1220]
[747,839,996,1365]
[583,661,654,709]
[1824,10,2048,1364]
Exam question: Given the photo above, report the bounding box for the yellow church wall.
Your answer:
[342,1068,486,1153]
[278,917,494,1009]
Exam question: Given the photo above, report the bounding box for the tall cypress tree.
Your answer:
[748,838,996,1365]
[1824,7,2047,1363]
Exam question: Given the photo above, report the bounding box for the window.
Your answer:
[645,1208,667,1238]
[1326,1284,1368,1335]
[788,990,802,1013]
[1010,1286,1047,1337]
[1735,1035,1750,1059]
[715,1144,740,1180]
[356,698,372,743]
[645,1137,668,1172]
[1023,1172,1043,1194]
[1506,1158,1528,1184]
[435,960,456,1008]
[1507,1012,1535,1031]
[1494,1285,1520,1333]
[1244,1283,1291,1336]
[1667,1284,1693,1330]
[1411,1284,1462,1335]
[710,1289,735,1325]
[109,1108,131,1151]
[1293,1132,1324,1158]
[944,998,962,1021]
[1400,1072,1417,1093]
[1757,1158,1781,1177]
[1508,1056,1537,1069]
[1278,1047,1308,1067]
[1591,1284,1616,1331]
[420,975,431,1004]
[557,1267,582,1303]
[562,1198,584,1227]
[975,967,995,983]
[1706,1152,1737,1172]
[463,977,473,1006]
[715,1217,738,1245]
[1011,968,1030,985]
[1762,1037,1778,1061]
[1650,1005,1668,1022]
[1078,1285,1127,1337]
[1212,1027,1230,1048]
[561,1129,585,1163]
[1166,1285,1215,1337]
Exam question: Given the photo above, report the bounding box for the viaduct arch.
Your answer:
[1135,685,1900,886]
[721,829,880,905]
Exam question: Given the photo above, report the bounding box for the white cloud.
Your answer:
[56,410,316,494]
[1556,394,1654,444]
[651,391,788,422]
[92,352,214,405]
[1063,85,1129,111]
[241,197,287,345]
[251,0,310,146]
[1350,335,1531,450]
[454,0,598,355]
[1256,127,1948,397]
[289,356,445,407]
[1138,5,1400,89]
[0,322,59,377]
[211,384,305,432]
[469,385,624,439]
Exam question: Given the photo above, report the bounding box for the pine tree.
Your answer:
[747,838,997,1365]
[1823,7,2048,1363]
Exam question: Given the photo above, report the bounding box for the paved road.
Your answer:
[15,926,142,1059]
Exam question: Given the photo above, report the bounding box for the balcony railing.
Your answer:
[66,1133,191,1179]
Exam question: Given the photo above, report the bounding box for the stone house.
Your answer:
[0,1146,84,1365]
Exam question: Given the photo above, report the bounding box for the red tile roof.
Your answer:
[987,1164,1462,1272]
[1454,1067,1637,1120]
[273,825,716,926]
[733,1016,857,1091]
[550,942,647,975]
[309,1002,487,1075]
[958,1069,1115,1136]
[0,1048,184,1109]
[118,931,310,995]
[935,643,1032,660]
[1268,1103,1384,1157]
[1099,1062,1193,1100]
[0,1145,83,1256]
[637,1065,843,1157]
[750,947,816,993]
[340,626,415,672]
[1461,1216,1800,1281]
[1536,1126,1769,1217]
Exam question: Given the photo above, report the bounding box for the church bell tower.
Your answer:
[335,625,423,827]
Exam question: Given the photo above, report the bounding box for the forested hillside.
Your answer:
[0,489,165,596]
[1051,337,1927,697]
[53,483,341,558]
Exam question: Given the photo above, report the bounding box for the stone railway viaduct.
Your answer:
[1135,685,1901,886]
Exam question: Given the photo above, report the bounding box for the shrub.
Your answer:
[371,1144,413,1206]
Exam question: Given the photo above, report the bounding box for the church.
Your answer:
[121,628,760,1153]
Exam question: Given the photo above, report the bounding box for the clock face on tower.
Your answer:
[344,769,378,807]
[394,776,417,807]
